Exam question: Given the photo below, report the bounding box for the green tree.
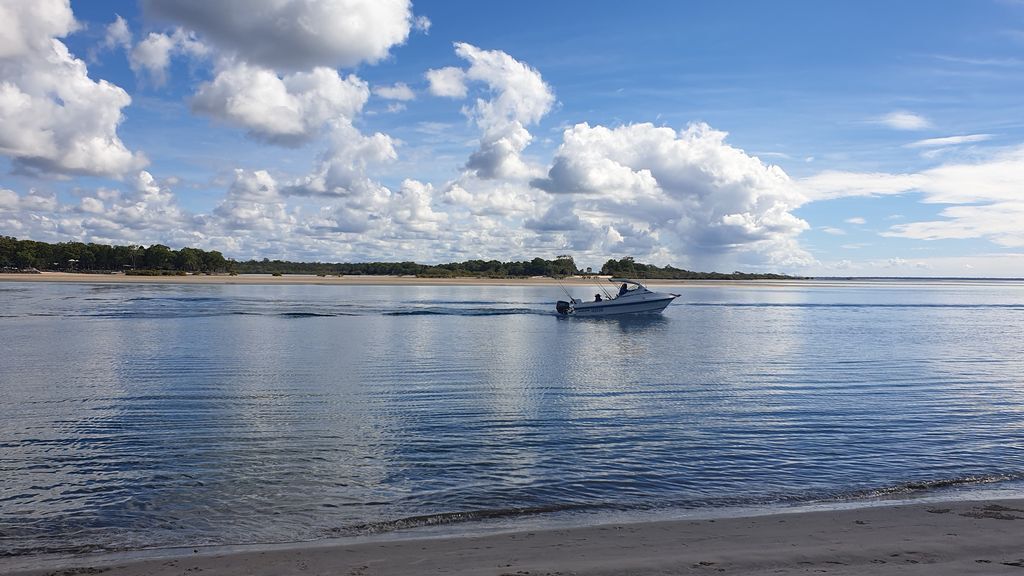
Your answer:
[144,244,174,269]
[201,250,227,272]
[175,247,203,272]
[551,255,577,277]
[14,249,36,268]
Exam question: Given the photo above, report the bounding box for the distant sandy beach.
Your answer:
[0,271,789,287]
[0,271,1007,288]
[5,498,1024,575]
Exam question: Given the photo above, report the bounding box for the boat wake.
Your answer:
[8,302,558,319]
[384,307,549,317]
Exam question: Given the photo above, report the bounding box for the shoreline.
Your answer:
[5,497,1024,575]
[1,271,1016,288]
[0,271,814,287]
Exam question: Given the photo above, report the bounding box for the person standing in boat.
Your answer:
[618,283,628,297]
[594,294,602,302]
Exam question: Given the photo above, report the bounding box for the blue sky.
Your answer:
[3,0,1024,276]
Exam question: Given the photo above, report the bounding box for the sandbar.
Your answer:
[5,498,1024,575]
[0,271,795,287]
[0,271,1005,288]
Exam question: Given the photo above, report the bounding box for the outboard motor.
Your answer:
[555,300,573,315]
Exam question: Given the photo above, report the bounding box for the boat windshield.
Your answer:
[610,278,647,290]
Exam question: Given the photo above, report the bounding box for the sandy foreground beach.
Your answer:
[5,498,1024,575]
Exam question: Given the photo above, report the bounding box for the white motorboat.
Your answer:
[555,278,679,316]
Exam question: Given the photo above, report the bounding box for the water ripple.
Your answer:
[1,281,1024,556]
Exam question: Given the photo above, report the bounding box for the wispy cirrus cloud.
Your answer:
[874,110,932,131]
[905,134,992,148]
[800,145,1024,248]
[931,54,1024,67]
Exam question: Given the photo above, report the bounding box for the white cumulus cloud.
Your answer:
[138,0,410,208]
[0,0,146,177]
[102,15,132,51]
[285,120,397,197]
[390,179,447,234]
[532,122,812,268]
[425,66,467,98]
[52,171,196,247]
[0,0,77,58]
[142,0,419,70]
[213,169,295,232]
[192,62,370,144]
[129,28,207,85]
[80,196,105,213]
[437,42,555,180]
[374,82,415,101]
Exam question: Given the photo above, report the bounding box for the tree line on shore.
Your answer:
[0,237,801,280]
[599,257,801,280]
[1,236,230,274]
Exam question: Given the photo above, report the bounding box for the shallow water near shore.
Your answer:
[2,280,1024,556]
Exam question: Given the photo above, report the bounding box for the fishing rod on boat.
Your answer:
[593,278,613,300]
[553,277,578,315]
[553,277,575,301]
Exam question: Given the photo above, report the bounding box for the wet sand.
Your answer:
[5,498,1024,575]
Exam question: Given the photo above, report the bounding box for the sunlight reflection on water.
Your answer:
[1,280,1023,555]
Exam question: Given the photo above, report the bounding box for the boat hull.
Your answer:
[565,295,676,316]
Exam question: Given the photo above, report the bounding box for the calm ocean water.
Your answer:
[2,279,1024,556]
